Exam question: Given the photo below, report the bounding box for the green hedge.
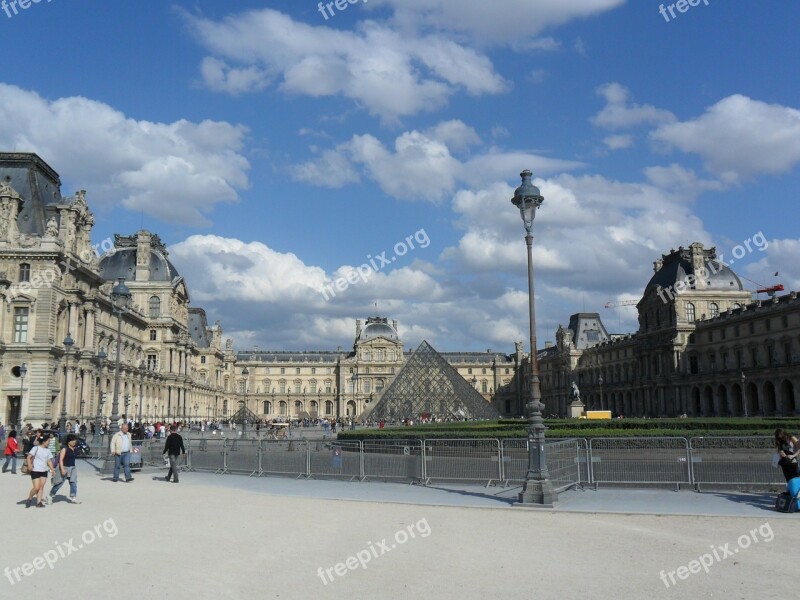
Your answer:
[338,428,781,441]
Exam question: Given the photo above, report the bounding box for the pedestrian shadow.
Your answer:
[700,491,778,512]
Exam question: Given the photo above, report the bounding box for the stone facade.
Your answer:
[0,153,232,428]
[539,243,799,417]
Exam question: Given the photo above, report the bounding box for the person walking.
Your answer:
[163,425,186,483]
[110,423,134,482]
[3,430,18,474]
[26,434,55,508]
[48,434,81,504]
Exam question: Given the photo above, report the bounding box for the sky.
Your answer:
[1,0,799,353]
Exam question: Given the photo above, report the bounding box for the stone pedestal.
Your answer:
[569,401,585,419]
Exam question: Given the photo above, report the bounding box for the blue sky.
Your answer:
[2,0,799,351]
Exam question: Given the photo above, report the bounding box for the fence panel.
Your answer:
[423,439,501,485]
[501,438,587,490]
[589,437,691,487]
[225,438,261,476]
[689,436,783,488]
[260,440,309,478]
[186,438,226,473]
[362,439,424,483]
[308,441,362,480]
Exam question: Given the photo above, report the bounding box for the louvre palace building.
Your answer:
[0,152,523,429]
[539,243,800,418]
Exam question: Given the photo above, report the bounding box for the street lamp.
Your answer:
[138,360,145,424]
[109,278,132,435]
[511,169,557,506]
[93,349,107,437]
[18,363,27,433]
[241,366,249,436]
[59,333,75,432]
[740,371,748,417]
[599,375,604,412]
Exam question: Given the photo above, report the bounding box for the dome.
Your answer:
[99,241,180,283]
[360,318,398,341]
[645,245,744,296]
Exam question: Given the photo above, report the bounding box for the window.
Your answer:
[686,302,696,322]
[296,368,301,375]
[505,369,510,375]
[200,356,206,364]
[710,303,719,318]
[325,380,332,393]
[294,380,301,393]
[280,368,285,375]
[19,263,30,282]
[782,316,789,328]
[13,307,29,343]
[481,380,488,393]
[279,381,286,393]
[482,368,487,374]
[586,330,600,342]
[749,322,755,334]
[310,380,317,393]
[376,379,385,392]
[363,379,371,393]
[147,354,158,371]
[468,368,473,375]
[734,325,740,337]
[279,401,287,416]
[311,367,316,375]
[149,296,161,318]
[150,329,157,341]
[264,401,272,414]
[363,351,371,361]
[689,356,698,374]
[325,401,333,415]
[238,381,246,394]
[785,343,792,364]
[751,348,758,367]
[765,318,771,331]
[721,328,726,340]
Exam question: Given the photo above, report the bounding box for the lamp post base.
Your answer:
[517,478,558,507]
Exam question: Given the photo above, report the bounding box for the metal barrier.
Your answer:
[308,440,362,481]
[689,436,784,490]
[423,439,502,486]
[589,437,691,489]
[186,438,226,473]
[362,439,424,484]
[225,438,261,477]
[260,440,309,478]
[500,439,587,491]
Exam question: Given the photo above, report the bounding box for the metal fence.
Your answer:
[76,435,782,490]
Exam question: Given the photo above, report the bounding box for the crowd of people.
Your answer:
[0,417,187,508]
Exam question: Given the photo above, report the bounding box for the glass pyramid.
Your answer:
[230,404,261,425]
[365,340,500,420]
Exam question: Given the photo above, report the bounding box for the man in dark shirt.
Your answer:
[162,425,186,483]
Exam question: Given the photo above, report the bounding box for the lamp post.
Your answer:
[59,333,75,432]
[18,363,27,433]
[241,366,249,437]
[599,375,604,412]
[351,367,359,419]
[740,371,748,417]
[92,349,107,439]
[138,360,145,424]
[109,278,132,435]
[511,169,557,506]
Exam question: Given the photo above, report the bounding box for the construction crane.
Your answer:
[604,300,638,309]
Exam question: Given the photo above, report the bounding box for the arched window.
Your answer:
[325,401,333,415]
[686,302,696,322]
[149,296,161,318]
[279,401,287,415]
[710,303,720,318]
[264,401,272,414]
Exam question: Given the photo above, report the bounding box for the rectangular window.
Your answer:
[147,354,157,371]
[13,307,29,343]
[785,343,793,364]
[280,368,285,375]
[19,263,30,282]
[150,329,157,341]
[201,356,206,364]
[311,368,316,374]
[296,368,301,375]
[279,381,286,393]
[689,356,698,375]
[751,348,758,367]
[765,319,771,331]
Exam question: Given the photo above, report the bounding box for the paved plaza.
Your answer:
[1,460,798,599]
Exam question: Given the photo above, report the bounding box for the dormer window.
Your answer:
[149,296,161,318]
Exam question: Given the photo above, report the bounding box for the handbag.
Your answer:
[23,447,38,474]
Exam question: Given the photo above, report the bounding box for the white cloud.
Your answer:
[370,0,627,44]
[0,84,249,227]
[290,122,585,201]
[650,95,800,182]
[200,57,270,95]
[603,134,633,150]
[182,8,507,121]
[591,82,676,130]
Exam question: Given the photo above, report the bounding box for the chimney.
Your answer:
[136,230,152,281]
[689,242,707,290]
[356,319,362,338]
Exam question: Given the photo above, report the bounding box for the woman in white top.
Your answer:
[26,434,55,508]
